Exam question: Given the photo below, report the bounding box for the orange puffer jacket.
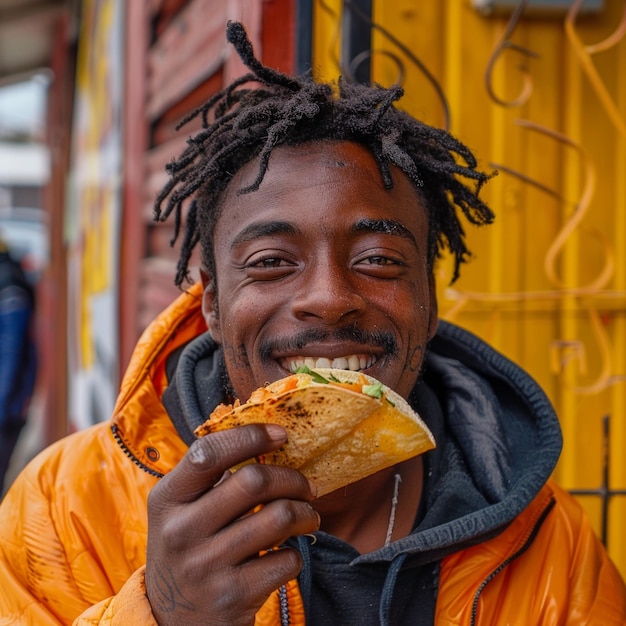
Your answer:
[0,285,624,624]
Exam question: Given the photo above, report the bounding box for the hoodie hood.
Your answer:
[162,332,227,446]
[162,318,562,565]
[356,319,563,565]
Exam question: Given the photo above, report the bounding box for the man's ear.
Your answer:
[200,268,221,344]
[427,272,439,342]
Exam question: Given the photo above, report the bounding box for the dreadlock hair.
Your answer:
[154,21,496,289]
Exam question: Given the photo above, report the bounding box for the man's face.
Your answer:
[202,141,438,402]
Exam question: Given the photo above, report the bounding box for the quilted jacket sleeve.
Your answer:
[553,482,626,623]
[0,426,159,625]
[73,567,158,625]
[436,481,626,624]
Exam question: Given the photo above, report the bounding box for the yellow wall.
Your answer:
[313,0,626,576]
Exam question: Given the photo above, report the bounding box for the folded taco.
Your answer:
[194,367,436,497]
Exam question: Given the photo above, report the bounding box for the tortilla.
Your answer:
[194,368,435,496]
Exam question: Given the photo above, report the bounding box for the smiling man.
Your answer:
[1,21,625,626]
[204,142,436,405]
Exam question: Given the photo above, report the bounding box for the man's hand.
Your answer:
[146,423,319,626]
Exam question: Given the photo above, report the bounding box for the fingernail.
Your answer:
[308,479,318,498]
[265,424,287,441]
[307,504,321,528]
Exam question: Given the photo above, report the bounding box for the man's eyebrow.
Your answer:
[230,220,299,248]
[353,218,417,245]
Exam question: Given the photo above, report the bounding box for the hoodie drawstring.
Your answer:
[295,534,314,613]
[379,552,409,625]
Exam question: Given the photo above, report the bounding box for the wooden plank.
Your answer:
[144,133,194,221]
[147,221,180,260]
[120,0,149,372]
[41,10,73,445]
[150,0,189,35]
[137,257,181,331]
[224,0,262,83]
[147,0,229,120]
[261,0,295,74]
[152,69,224,145]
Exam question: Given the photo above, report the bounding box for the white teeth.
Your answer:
[332,357,348,369]
[288,355,374,372]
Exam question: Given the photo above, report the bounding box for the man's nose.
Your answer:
[290,263,366,324]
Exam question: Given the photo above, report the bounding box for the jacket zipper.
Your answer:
[112,423,293,624]
[469,497,556,626]
[110,424,165,478]
[278,584,290,625]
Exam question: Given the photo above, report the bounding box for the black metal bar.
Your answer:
[341,0,372,83]
[295,0,314,76]
[569,415,626,547]
[601,414,610,545]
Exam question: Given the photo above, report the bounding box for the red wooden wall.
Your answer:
[120,0,296,371]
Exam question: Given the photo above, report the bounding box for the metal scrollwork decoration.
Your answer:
[565,0,626,138]
[317,0,451,129]
[481,119,625,394]
[484,0,540,108]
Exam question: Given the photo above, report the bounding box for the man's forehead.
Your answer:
[214,140,427,240]
[232,141,379,179]
[223,141,413,201]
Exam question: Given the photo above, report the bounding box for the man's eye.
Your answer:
[246,256,295,270]
[354,253,405,278]
[365,256,395,265]
[255,257,283,268]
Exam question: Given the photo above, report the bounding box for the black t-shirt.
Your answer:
[288,532,438,625]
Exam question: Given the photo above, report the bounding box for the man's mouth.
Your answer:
[282,354,377,373]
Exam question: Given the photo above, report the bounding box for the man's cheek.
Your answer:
[222,342,250,370]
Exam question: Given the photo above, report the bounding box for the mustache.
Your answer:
[259,325,398,361]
